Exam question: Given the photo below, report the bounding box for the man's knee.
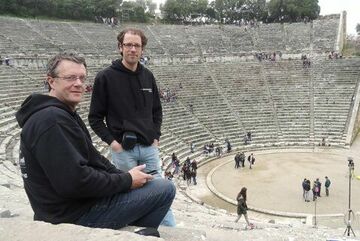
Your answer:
[161,179,176,197]
[151,179,176,200]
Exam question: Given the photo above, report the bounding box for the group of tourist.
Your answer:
[181,157,198,185]
[94,15,118,27]
[159,87,177,102]
[302,176,331,202]
[301,54,311,68]
[255,52,280,62]
[234,152,256,169]
[203,142,216,155]
[328,51,343,60]
[169,153,197,185]
[235,19,259,29]
[0,56,11,66]
[203,140,231,157]
[243,131,252,145]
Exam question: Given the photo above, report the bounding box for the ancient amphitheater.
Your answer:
[1,13,360,240]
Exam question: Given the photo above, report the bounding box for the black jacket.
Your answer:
[15,94,132,224]
[88,59,162,146]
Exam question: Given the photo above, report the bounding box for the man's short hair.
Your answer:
[117,28,148,48]
[46,52,87,91]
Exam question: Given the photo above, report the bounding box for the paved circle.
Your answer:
[210,150,360,215]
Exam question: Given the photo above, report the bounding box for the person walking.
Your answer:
[235,187,254,229]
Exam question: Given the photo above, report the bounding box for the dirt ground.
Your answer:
[194,136,360,229]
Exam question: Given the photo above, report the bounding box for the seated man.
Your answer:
[15,52,175,231]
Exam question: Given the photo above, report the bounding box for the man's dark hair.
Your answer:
[46,52,87,91]
[117,28,148,49]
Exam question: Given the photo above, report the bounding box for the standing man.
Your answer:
[240,152,246,167]
[15,53,175,232]
[190,141,195,153]
[190,159,198,185]
[315,178,322,197]
[247,153,254,169]
[304,179,311,202]
[234,153,240,169]
[88,28,175,226]
[324,176,331,196]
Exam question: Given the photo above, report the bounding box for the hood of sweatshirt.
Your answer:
[110,59,143,75]
[16,94,74,128]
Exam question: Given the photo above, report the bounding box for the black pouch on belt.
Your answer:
[122,132,137,150]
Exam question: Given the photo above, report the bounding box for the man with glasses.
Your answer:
[88,28,176,226]
[15,52,175,233]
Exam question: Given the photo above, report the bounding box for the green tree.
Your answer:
[93,0,120,17]
[212,0,267,23]
[206,3,216,19]
[121,1,147,22]
[267,0,319,23]
[298,0,320,19]
[145,0,157,15]
[162,0,192,23]
[191,0,208,16]
[0,0,122,20]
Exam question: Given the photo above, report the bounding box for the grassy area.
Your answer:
[0,14,95,23]
[343,36,360,57]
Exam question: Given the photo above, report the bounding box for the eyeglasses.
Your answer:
[122,43,142,50]
[55,75,86,83]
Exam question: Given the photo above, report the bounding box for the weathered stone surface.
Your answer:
[0,220,163,241]
[0,209,11,218]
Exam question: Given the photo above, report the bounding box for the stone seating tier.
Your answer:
[0,57,359,167]
[0,15,340,59]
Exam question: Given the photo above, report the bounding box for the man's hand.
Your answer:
[152,139,159,147]
[110,140,123,153]
[128,164,153,189]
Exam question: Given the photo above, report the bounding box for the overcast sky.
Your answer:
[318,0,360,35]
[152,0,359,35]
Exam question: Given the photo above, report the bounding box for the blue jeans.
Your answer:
[76,178,175,229]
[112,144,161,176]
[111,144,176,227]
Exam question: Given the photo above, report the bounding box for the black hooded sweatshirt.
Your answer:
[15,94,132,224]
[88,59,162,146]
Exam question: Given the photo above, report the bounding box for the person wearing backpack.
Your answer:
[315,178,322,197]
[312,181,319,201]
